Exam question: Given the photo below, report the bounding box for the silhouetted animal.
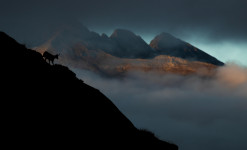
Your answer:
[43,51,59,65]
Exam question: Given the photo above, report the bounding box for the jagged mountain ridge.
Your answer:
[36,25,154,59]
[33,22,223,76]
[109,29,154,58]
[1,31,178,149]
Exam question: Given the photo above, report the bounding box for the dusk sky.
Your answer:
[1,0,247,65]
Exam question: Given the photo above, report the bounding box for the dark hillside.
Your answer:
[1,31,178,149]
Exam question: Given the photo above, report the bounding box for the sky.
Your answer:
[0,0,247,65]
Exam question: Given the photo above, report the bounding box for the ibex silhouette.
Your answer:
[43,51,60,65]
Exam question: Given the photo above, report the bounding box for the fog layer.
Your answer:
[73,63,247,150]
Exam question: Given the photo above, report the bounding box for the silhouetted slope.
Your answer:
[1,31,178,149]
[150,32,224,66]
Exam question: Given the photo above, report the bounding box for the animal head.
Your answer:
[55,53,60,59]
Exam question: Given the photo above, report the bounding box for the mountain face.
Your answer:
[32,22,223,77]
[68,45,217,77]
[1,31,178,149]
[109,29,154,58]
[150,33,224,66]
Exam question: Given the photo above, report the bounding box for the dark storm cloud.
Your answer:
[1,0,247,42]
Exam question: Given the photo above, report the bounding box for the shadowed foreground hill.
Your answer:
[1,31,178,149]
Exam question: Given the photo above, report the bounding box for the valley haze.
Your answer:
[34,23,246,150]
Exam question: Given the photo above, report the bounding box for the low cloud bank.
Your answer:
[73,63,247,150]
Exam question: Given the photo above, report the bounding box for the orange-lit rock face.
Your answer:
[37,44,217,77]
